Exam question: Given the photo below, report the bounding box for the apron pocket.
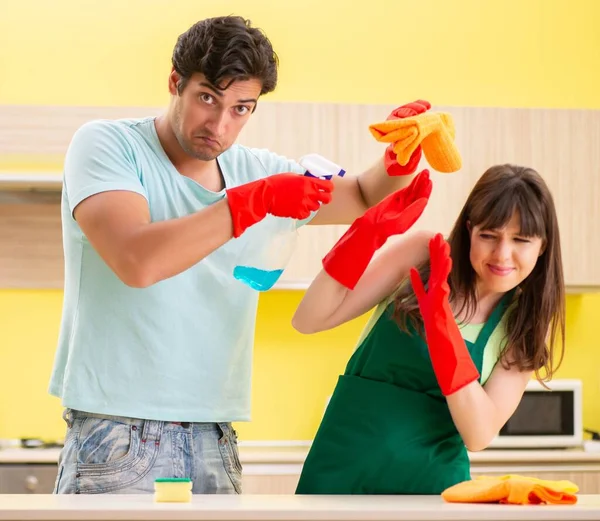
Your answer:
[298,375,470,494]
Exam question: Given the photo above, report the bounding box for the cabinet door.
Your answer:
[0,465,58,494]
[242,473,300,494]
[3,104,599,289]
[277,224,346,287]
[242,468,600,495]
[244,104,600,289]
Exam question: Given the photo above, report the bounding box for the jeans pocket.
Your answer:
[77,417,137,468]
[218,424,242,494]
[75,417,160,494]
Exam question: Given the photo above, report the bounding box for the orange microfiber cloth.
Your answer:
[369,112,462,174]
[441,474,579,505]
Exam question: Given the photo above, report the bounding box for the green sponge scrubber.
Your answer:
[154,478,193,502]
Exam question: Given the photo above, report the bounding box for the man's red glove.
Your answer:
[226,173,334,238]
[322,170,432,290]
[384,100,431,176]
[410,234,480,396]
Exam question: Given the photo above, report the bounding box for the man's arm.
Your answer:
[308,157,416,225]
[64,121,237,288]
[308,100,432,226]
[73,171,333,288]
[73,191,234,288]
[66,121,333,288]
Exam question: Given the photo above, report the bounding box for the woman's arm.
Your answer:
[410,234,533,452]
[292,230,432,333]
[446,351,533,452]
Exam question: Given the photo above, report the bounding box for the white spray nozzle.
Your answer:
[299,153,346,180]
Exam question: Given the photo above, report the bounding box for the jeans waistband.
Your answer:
[63,409,233,436]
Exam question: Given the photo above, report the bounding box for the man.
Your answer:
[50,15,429,494]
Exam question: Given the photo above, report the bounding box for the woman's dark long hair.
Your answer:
[394,164,565,381]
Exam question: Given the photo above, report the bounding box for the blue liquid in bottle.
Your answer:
[233,154,344,292]
[233,266,284,291]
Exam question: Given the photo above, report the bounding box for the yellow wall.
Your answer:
[1,0,599,109]
[0,290,369,440]
[2,290,600,441]
[1,0,600,441]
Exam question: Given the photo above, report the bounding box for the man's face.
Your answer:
[168,71,261,160]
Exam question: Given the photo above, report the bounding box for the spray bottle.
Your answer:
[232,153,345,291]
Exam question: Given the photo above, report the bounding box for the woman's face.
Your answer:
[469,212,545,295]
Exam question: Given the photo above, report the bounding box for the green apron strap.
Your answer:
[472,288,517,350]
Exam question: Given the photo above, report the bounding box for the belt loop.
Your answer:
[62,408,74,429]
[217,422,231,438]
[141,420,163,442]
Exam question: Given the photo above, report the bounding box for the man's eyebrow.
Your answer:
[199,81,224,97]
[199,81,257,105]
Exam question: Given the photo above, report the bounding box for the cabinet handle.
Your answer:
[24,475,39,492]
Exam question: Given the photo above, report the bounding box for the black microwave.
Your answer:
[488,379,583,448]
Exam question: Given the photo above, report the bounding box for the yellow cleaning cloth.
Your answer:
[369,112,462,173]
[441,474,579,505]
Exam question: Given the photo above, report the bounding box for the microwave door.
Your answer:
[492,389,581,448]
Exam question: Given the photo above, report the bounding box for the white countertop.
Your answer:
[1,494,600,521]
[2,446,600,465]
[0,449,62,464]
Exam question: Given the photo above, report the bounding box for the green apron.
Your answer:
[296,292,513,495]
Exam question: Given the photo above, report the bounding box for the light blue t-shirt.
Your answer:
[48,117,310,422]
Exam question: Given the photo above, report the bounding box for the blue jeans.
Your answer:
[53,409,242,494]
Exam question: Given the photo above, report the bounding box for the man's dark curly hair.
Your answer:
[171,15,278,95]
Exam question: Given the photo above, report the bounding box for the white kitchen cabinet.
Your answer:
[268,105,600,291]
[240,448,600,495]
[1,103,600,289]
[2,459,600,495]
[242,474,301,494]
[242,469,600,496]
[0,465,57,494]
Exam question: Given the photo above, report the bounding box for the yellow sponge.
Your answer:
[154,478,193,502]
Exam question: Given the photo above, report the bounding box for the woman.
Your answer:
[292,165,565,495]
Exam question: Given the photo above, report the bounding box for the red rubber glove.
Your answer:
[322,170,432,290]
[226,173,334,238]
[384,100,431,176]
[410,233,480,396]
